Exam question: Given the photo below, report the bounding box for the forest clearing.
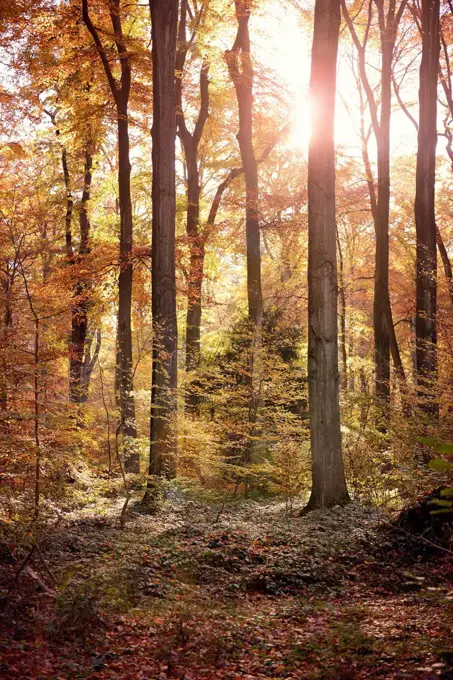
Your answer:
[1,0,453,676]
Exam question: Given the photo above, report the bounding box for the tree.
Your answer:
[415,0,440,414]
[225,0,263,330]
[175,0,209,413]
[305,0,350,509]
[226,0,264,470]
[148,0,179,480]
[341,0,407,418]
[45,111,97,406]
[82,0,138,471]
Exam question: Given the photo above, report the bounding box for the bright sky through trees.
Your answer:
[254,0,449,161]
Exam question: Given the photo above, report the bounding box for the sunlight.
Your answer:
[257,1,419,158]
[290,91,311,152]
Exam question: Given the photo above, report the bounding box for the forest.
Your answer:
[0,0,452,677]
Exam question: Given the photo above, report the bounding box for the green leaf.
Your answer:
[440,487,453,497]
[430,499,453,507]
[428,458,453,472]
[418,436,439,447]
[436,443,453,454]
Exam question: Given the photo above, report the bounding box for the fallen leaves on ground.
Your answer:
[0,496,452,679]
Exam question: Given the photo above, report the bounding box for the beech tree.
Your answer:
[342,0,407,417]
[82,0,138,471]
[305,0,350,509]
[226,0,263,330]
[226,0,264,469]
[148,0,179,480]
[415,0,440,414]
[175,0,209,413]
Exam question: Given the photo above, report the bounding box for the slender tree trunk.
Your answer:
[184,150,203,377]
[415,0,440,416]
[80,329,101,403]
[117,110,138,469]
[336,227,348,391]
[436,225,453,308]
[304,0,349,510]
[69,147,94,405]
[343,0,407,423]
[83,0,138,471]
[358,71,409,411]
[226,0,264,469]
[175,4,210,412]
[373,27,392,413]
[148,0,178,480]
[226,1,263,328]
[0,278,12,427]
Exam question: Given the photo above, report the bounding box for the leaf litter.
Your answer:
[0,494,452,679]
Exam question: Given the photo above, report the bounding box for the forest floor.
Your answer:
[0,486,452,680]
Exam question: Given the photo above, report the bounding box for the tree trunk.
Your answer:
[148,0,178,480]
[372,0,399,413]
[117,110,138,470]
[82,0,138,471]
[226,0,264,469]
[184,150,203,377]
[357,63,409,413]
[0,275,13,429]
[336,227,347,391]
[80,329,101,403]
[175,4,210,413]
[342,0,407,423]
[415,0,439,416]
[226,1,263,328]
[304,0,349,510]
[436,224,453,308]
[69,147,93,405]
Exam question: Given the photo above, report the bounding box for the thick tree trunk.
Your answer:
[415,0,439,415]
[148,0,178,480]
[304,0,349,510]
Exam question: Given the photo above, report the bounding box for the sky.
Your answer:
[253,0,448,165]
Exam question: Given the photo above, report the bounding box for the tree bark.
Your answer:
[0,269,13,428]
[342,0,407,421]
[226,0,264,469]
[175,1,209,413]
[336,227,347,391]
[415,0,440,415]
[82,0,138,471]
[148,0,178,480]
[304,0,349,510]
[225,0,263,328]
[117,110,138,468]
[436,224,453,308]
[69,147,94,405]
[373,0,399,412]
